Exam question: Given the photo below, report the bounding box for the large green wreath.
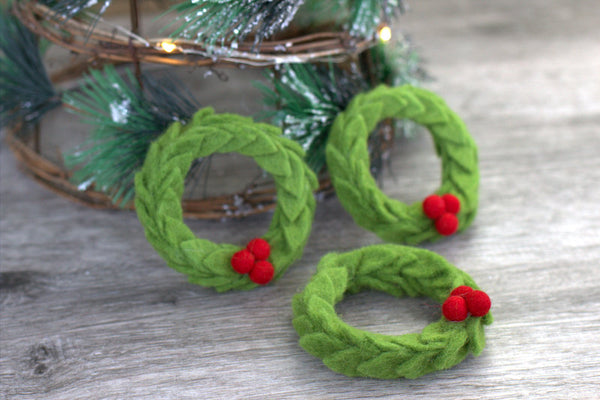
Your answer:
[326,84,479,244]
[292,244,493,379]
[135,108,318,292]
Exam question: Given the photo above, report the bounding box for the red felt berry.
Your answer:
[247,238,271,260]
[435,213,459,236]
[450,285,473,298]
[442,296,468,322]
[465,290,491,317]
[231,249,255,274]
[442,193,461,214]
[422,195,446,219]
[249,260,275,285]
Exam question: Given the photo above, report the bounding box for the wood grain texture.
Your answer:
[1,0,600,398]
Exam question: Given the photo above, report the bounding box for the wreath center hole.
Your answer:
[378,129,441,205]
[335,291,439,336]
[183,153,273,238]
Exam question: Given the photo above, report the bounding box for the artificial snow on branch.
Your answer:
[64,66,201,205]
[166,0,304,47]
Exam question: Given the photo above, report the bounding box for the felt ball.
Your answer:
[442,296,468,322]
[422,195,446,219]
[450,285,473,298]
[230,249,255,274]
[249,260,275,285]
[442,193,461,214]
[465,290,491,317]
[247,238,271,260]
[435,213,459,236]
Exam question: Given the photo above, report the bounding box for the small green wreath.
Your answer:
[326,85,479,244]
[292,244,493,379]
[135,108,318,292]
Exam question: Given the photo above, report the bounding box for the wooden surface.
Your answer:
[2,0,600,398]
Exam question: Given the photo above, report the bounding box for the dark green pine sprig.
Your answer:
[369,37,426,88]
[256,63,368,173]
[0,5,60,128]
[300,0,406,37]
[257,37,423,174]
[64,66,201,206]
[165,0,304,48]
[347,0,406,37]
[38,0,112,21]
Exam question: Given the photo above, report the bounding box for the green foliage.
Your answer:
[347,0,404,37]
[368,39,428,152]
[299,0,406,37]
[256,37,423,174]
[165,0,303,47]
[0,5,59,128]
[38,0,112,20]
[64,66,201,206]
[166,0,406,45]
[370,39,426,87]
[256,63,367,173]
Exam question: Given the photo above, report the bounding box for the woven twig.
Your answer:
[14,1,375,68]
[4,0,380,219]
[5,125,332,219]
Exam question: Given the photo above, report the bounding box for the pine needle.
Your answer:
[299,0,407,37]
[256,63,367,173]
[256,36,424,174]
[38,0,112,21]
[63,66,201,206]
[0,5,59,128]
[164,0,304,48]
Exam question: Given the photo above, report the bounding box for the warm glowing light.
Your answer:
[378,25,392,42]
[160,41,177,53]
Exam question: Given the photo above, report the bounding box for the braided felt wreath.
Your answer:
[292,244,493,379]
[326,85,479,244]
[135,108,318,292]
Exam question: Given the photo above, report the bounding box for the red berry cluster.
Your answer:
[422,193,461,236]
[442,286,491,322]
[230,238,274,285]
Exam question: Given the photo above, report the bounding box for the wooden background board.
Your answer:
[1,0,600,398]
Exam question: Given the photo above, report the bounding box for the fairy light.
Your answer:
[378,25,392,42]
[160,41,177,53]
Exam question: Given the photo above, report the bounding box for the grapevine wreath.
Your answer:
[135,108,318,292]
[2,0,423,217]
[292,244,492,379]
[326,84,479,244]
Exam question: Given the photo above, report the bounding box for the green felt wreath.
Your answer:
[135,108,318,292]
[292,244,493,379]
[326,84,479,244]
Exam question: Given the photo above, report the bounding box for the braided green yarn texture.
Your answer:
[135,108,318,292]
[326,85,479,244]
[292,244,493,379]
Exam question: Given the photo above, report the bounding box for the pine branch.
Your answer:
[0,5,60,128]
[257,35,424,174]
[64,66,201,206]
[38,0,112,20]
[256,63,367,173]
[165,0,304,47]
[299,0,406,37]
[369,36,426,87]
[348,0,404,37]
